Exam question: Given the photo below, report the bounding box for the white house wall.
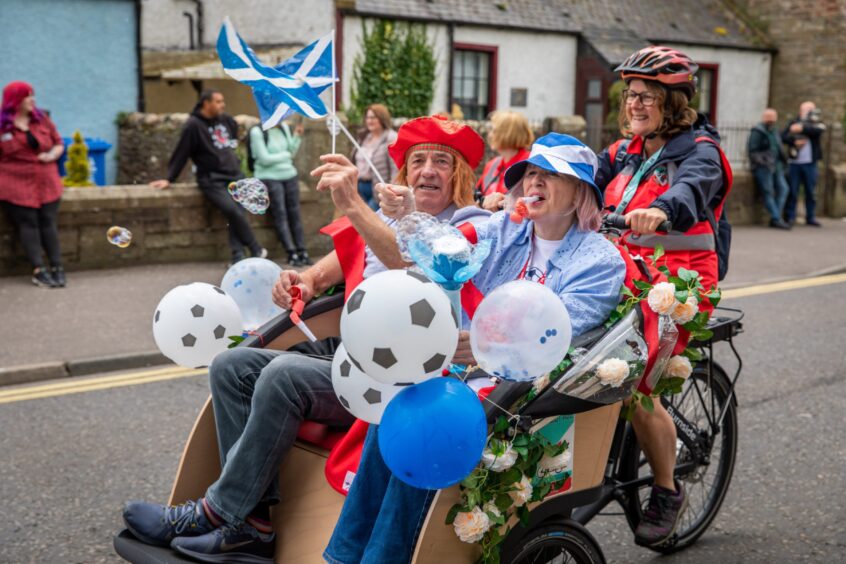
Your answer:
[141,0,335,50]
[665,44,772,126]
[453,27,577,120]
[341,16,577,120]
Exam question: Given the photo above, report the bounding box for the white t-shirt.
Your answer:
[522,235,563,284]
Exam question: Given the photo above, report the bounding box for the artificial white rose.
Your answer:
[596,358,630,387]
[666,355,693,380]
[670,296,698,324]
[508,474,534,507]
[481,441,518,472]
[537,448,573,477]
[647,282,678,315]
[532,373,551,394]
[453,506,491,543]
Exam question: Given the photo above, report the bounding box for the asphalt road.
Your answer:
[1,278,845,563]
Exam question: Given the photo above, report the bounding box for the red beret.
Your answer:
[388,115,485,169]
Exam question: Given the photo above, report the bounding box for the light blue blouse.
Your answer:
[470,212,626,337]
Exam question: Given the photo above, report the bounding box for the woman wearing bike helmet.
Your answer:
[596,45,732,548]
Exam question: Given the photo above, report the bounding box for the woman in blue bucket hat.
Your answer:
[324,132,627,564]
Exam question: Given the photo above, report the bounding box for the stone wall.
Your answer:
[0,184,337,275]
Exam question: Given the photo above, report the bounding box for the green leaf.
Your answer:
[692,328,714,341]
[621,400,637,421]
[493,416,509,434]
[657,265,671,276]
[500,467,522,485]
[682,347,705,362]
[633,279,652,291]
[678,267,699,282]
[494,493,512,512]
[621,285,635,298]
[674,290,689,303]
[640,393,655,412]
[668,276,686,290]
[445,503,461,525]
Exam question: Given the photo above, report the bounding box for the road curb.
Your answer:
[0,351,171,388]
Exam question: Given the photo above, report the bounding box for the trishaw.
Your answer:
[115,214,744,563]
[114,293,742,563]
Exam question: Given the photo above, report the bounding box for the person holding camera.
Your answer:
[781,101,825,227]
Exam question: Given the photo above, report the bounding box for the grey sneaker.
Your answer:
[171,522,275,563]
[634,481,688,546]
[123,498,217,547]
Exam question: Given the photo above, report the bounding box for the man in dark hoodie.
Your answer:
[150,90,266,262]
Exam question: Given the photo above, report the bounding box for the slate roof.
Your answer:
[348,0,773,55]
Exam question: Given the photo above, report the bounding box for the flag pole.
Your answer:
[331,28,337,154]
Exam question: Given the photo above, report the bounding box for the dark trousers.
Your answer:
[198,175,261,260]
[2,199,63,269]
[785,162,818,223]
[263,178,306,255]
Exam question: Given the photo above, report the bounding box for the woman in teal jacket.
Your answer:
[250,121,312,266]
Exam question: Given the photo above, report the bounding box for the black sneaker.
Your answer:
[769,218,791,230]
[297,250,313,266]
[287,252,301,266]
[171,522,275,563]
[634,481,688,546]
[51,266,66,287]
[32,267,56,288]
[806,219,822,227]
[123,498,217,547]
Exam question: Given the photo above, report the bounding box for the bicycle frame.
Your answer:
[569,307,744,527]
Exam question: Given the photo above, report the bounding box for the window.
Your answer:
[452,44,497,121]
[694,64,719,124]
[584,79,604,149]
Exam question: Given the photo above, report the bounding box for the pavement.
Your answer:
[1,216,845,386]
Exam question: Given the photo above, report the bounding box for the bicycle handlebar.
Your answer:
[603,213,672,234]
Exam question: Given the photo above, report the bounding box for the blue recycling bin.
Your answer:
[57,137,112,186]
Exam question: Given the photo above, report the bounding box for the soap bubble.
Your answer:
[107,226,132,248]
[228,178,270,214]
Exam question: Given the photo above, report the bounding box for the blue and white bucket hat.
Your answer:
[503,133,602,208]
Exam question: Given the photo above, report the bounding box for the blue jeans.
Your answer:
[785,162,818,223]
[752,166,789,221]
[357,179,379,211]
[324,426,436,564]
[204,343,353,525]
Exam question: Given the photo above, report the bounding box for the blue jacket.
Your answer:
[595,115,726,232]
[470,212,625,337]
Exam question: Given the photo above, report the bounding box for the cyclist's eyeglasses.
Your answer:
[622,89,658,107]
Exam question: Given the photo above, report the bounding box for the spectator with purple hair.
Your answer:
[0,81,66,287]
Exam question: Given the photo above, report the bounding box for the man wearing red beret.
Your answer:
[122,115,489,563]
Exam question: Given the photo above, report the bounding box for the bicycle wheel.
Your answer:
[504,520,606,564]
[619,362,738,553]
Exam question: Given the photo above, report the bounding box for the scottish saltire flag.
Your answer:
[216,18,331,129]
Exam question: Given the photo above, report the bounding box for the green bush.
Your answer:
[350,19,436,122]
[63,130,93,187]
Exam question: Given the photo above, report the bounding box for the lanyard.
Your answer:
[616,146,664,215]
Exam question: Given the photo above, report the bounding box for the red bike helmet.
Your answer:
[615,46,698,99]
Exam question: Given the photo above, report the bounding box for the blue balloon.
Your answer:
[378,378,487,490]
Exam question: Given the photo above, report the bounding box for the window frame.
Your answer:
[696,63,719,125]
[451,42,498,119]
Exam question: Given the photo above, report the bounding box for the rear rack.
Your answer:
[691,306,744,346]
